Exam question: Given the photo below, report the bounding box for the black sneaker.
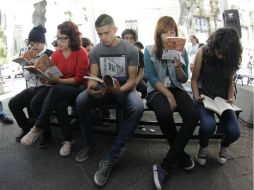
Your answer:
[153,164,168,190]
[94,159,114,187]
[0,116,14,125]
[16,131,28,142]
[178,151,195,171]
[38,136,51,149]
[75,144,95,162]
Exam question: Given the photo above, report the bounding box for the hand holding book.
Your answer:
[201,94,241,116]
[23,54,63,80]
[84,74,115,88]
[162,37,186,63]
[12,50,38,66]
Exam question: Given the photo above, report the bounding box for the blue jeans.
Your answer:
[197,103,240,147]
[0,101,6,119]
[76,88,144,163]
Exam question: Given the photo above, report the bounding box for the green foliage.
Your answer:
[0,28,7,60]
[0,28,7,67]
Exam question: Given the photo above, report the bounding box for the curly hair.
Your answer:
[207,27,242,77]
[153,16,178,60]
[57,21,81,51]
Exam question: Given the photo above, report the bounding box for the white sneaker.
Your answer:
[196,145,208,166]
[60,140,74,157]
[21,128,42,145]
[217,145,228,165]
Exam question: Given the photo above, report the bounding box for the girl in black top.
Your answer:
[191,28,242,166]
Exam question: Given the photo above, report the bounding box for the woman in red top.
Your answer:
[21,21,89,157]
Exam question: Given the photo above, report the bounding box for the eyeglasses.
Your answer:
[55,36,69,43]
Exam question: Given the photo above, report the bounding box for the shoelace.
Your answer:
[198,147,207,158]
[220,147,228,158]
[99,161,113,177]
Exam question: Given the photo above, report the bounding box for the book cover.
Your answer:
[12,50,37,66]
[164,37,186,52]
[84,74,115,88]
[23,54,63,79]
[201,94,242,116]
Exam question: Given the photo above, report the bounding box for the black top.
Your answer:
[44,49,54,57]
[200,46,229,99]
[138,51,144,68]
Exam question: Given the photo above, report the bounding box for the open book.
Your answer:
[23,54,63,79]
[12,50,37,66]
[84,74,115,88]
[201,94,242,116]
[164,37,186,52]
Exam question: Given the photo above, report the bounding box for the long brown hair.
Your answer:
[153,16,178,60]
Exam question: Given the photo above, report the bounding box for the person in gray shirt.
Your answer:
[75,14,144,187]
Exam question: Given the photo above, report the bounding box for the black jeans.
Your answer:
[9,86,52,137]
[35,84,83,141]
[146,88,199,171]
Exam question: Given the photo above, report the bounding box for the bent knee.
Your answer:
[75,92,89,112]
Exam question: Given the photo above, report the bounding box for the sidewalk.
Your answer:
[0,95,253,190]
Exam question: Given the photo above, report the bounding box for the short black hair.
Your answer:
[135,41,144,49]
[121,29,137,41]
[81,37,92,48]
[95,14,115,28]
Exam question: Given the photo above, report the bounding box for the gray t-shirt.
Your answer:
[89,40,139,83]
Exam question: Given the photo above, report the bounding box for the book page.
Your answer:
[35,54,53,72]
[202,95,220,115]
[214,97,242,114]
[231,104,242,112]
[23,66,48,79]
[83,76,104,83]
[12,50,37,66]
[35,54,63,78]
[165,37,186,52]
[23,50,37,61]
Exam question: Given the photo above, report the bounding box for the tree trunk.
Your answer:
[32,0,47,27]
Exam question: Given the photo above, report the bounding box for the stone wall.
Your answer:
[236,85,254,125]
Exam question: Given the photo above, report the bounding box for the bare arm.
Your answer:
[136,67,144,85]
[107,66,137,95]
[227,74,235,103]
[174,58,186,81]
[87,64,106,98]
[191,48,204,102]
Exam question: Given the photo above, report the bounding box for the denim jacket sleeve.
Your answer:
[144,47,160,86]
[178,48,189,83]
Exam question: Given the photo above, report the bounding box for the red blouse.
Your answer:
[51,47,89,85]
